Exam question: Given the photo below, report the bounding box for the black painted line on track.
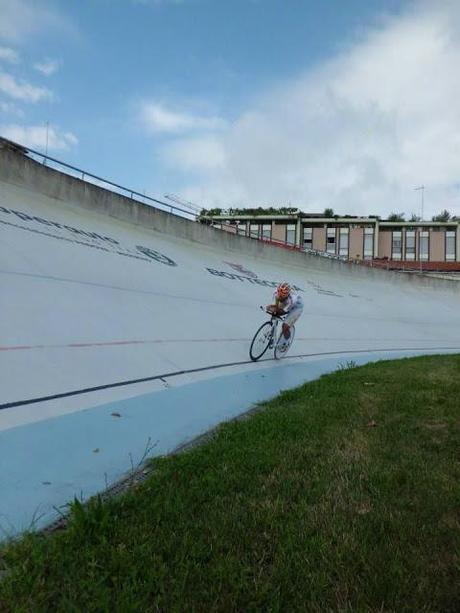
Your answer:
[0,360,252,410]
[1,346,459,411]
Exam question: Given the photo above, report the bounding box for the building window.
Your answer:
[327,228,336,254]
[249,224,259,239]
[405,230,416,260]
[303,227,313,250]
[339,227,349,257]
[446,230,456,261]
[261,224,271,240]
[392,230,402,260]
[419,231,429,261]
[363,228,374,260]
[286,224,296,245]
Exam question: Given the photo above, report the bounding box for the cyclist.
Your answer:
[266,282,304,340]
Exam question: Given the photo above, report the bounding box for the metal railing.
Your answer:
[0,137,196,220]
[206,220,305,252]
[303,248,349,262]
[358,258,460,273]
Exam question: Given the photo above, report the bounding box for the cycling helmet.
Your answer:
[276,282,291,299]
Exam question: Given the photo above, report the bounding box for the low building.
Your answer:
[199,211,460,269]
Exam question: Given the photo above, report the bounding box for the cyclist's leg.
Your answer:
[283,306,303,338]
[282,322,290,339]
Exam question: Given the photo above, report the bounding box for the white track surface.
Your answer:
[1,180,459,537]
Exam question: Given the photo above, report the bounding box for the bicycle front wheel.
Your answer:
[249,321,273,361]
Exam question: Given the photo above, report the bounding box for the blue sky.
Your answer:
[1,0,459,218]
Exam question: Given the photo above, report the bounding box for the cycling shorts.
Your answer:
[284,304,303,327]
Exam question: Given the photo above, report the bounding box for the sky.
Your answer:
[1,0,459,219]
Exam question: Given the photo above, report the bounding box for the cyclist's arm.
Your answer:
[267,300,286,315]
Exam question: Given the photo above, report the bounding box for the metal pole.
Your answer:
[419,233,422,274]
[43,121,49,164]
[421,186,424,221]
[415,185,424,220]
[415,186,425,273]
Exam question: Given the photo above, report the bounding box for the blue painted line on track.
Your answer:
[0,349,458,539]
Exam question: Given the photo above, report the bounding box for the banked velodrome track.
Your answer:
[1,143,460,537]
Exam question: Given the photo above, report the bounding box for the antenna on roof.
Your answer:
[414,185,425,220]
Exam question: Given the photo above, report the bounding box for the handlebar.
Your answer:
[259,306,285,320]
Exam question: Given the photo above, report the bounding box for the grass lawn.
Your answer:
[0,354,459,612]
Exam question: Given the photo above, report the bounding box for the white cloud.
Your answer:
[0,124,78,151]
[34,58,61,76]
[0,70,52,102]
[0,100,24,115]
[0,0,74,43]
[168,0,460,219]
[163,136,227,171]
[140,101,226,134]
[0,46,19,63]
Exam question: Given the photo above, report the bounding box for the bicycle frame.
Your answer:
[266,313,282,347]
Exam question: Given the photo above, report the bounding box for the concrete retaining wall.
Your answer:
[0,144,458,293]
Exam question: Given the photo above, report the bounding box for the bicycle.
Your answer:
[249,307,296,361]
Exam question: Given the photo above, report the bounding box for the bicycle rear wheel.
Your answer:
[249,321,273,361]
[274,325,295,359]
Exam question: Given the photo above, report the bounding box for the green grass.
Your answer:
[1,355,459,612]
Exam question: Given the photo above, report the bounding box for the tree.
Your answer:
[199,208,223,217]
[387,212,406,221]
[409,213,421,222]
[324,207,334,217]
[209,206,299,216]
[432,209,452,222]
